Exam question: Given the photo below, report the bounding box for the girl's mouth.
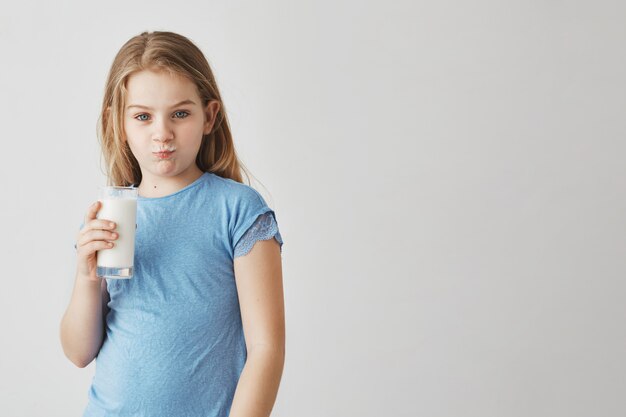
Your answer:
[154,151,175,159]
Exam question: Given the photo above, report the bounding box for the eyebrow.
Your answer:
[126,99,197,110]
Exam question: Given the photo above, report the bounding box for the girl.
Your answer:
[60,31,285,417]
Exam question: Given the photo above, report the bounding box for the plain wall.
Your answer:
[0,0,624,416]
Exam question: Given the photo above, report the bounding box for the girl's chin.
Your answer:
[139,159,198,178]
[144,160,178,175]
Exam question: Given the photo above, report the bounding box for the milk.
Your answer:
[96,197,137,279]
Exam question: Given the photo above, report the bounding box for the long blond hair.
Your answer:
[97,31,252,187]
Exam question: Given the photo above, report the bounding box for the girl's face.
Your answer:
[123,69,218,182]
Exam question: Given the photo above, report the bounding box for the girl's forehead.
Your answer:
[125,69,200,103]
[127,69,194,90]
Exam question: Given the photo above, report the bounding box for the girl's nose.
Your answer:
[151,118,174,142]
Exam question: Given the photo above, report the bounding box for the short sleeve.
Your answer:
[230,186,284,258]
[233,211,283,258]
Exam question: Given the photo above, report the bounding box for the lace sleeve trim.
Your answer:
[234,211,283,258]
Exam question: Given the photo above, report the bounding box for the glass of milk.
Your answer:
[96,185,138,279]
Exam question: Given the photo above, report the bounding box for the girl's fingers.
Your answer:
[75,202,117,249]
[77,240,114,255]
[83,201,117,229]
[78,202,116,233]
[84,201,101,225]
[76,230,118,249]
[88,219,117,231]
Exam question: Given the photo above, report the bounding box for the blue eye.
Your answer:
[174,111,189,118]
[136,114,149,121]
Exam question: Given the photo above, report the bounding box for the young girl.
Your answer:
[60,31,285,417]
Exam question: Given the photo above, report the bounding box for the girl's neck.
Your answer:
[138,166,204,198]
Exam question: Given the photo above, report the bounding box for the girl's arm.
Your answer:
[60,201,115,368]
[230,238,285,417]
[60,275,109,368]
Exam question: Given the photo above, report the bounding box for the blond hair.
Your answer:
[97,31,252,187]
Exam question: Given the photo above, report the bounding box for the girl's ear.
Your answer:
[203,100,221,135]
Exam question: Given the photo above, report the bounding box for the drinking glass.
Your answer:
[96,186,138,279]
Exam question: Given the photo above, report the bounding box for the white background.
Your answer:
[1,1,625,416]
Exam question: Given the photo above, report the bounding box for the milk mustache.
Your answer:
[96,187,138,279]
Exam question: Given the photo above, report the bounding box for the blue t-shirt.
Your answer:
[82,172,283,417]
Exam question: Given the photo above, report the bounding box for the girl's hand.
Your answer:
[75,201,118,282]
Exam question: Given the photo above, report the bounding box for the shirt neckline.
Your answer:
[137,172,209,201]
